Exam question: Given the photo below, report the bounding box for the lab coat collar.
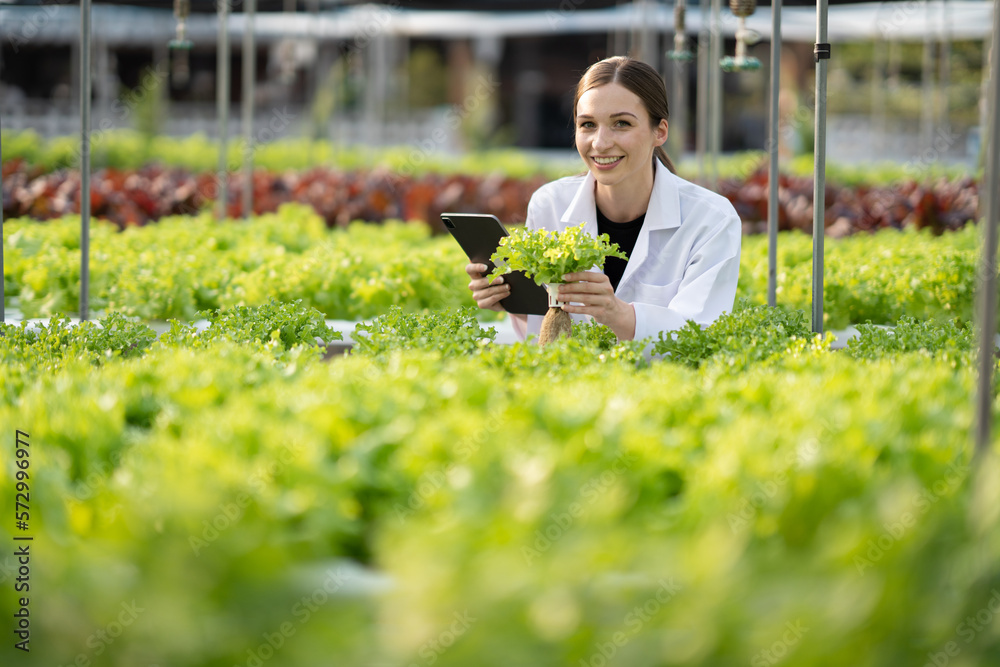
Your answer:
[560,171,600,237]
[560,159,682,293]
[559,159,681,233]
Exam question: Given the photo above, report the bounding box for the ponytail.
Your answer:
[654,146,677,174]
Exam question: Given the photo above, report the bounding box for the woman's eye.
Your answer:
[578,121,594,129]
[615,120,631,127]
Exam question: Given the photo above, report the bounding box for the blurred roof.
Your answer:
[0,0,925,11]
[0,1,990,43]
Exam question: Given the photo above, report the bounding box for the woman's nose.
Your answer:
[593,125,614,151]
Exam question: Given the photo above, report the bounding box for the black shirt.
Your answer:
[596,206,645,291]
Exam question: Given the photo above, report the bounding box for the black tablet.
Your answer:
[441,213,549,316]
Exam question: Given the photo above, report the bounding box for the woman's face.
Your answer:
[575,82,668,191]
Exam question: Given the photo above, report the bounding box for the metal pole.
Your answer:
[920,0,935,152]
[1,102,4,324]
[939,0,950,137]
[974,0,1000,456]
[217,0,230,220]
[812,0,829,334]
[980,27,992,172]
[671,46,687,162]
[768,0,782,308]
[696,1,708,182]
[80,0,92,322]
[709,0,722,188]
[872,33,886,155]
[242,0,256,219]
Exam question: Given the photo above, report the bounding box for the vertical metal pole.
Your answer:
[872,33,887,155]
[920,0,935,152]
[242,0,256,219]
[696,1,708,181]
[80,0,92,321]
[812,0,829,334]
[980,28,992,172]
[939,0,950,137]
[217,0,230,220]
[671,46,686,161]
[709,0,722,188]
[767,0,782,308]
[1,105,4,324]
[308,0,321,164]
[974,0,1000,456]
[638,0,656,65]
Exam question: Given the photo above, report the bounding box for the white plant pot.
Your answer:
[544,283,567,308]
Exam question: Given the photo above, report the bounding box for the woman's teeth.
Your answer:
[594,156,621,165]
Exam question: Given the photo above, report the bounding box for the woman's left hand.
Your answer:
[557,271,636,341]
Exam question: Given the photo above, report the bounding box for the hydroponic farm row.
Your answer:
[3,198,998,666]
[0,295,996,666]
[1,204,982,328]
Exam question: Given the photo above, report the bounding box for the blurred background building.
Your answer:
[0,0,992,165]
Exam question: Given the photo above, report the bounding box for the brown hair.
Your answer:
[573,56,676,174]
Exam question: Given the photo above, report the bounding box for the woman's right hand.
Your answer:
[466,263,510,312]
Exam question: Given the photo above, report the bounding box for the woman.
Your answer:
[467,56,741,343]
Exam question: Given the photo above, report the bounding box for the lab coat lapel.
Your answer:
[617,161,682,294]
[560,172,599,237]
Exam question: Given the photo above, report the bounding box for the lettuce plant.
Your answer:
[488,222,626,286]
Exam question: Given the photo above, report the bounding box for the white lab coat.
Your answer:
[513,158,741,344]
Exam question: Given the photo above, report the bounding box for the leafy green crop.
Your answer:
[653,299,823,369]
[3,207,990,331]
[489,223,627,285]
[3,309,999,667]
[352,306,496,359]
[3,204,475,321]
[844,315,975,366]
[738,225,981,328]
[159,297,341,351]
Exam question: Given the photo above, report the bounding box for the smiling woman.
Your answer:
[467,56,742,345]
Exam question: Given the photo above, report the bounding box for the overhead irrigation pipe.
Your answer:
[80,0,92,322]
[217,0,230,220]
[811,0,830,334]
[768,0,781,308]
[974,0,1000,456]
[242,0,257,219]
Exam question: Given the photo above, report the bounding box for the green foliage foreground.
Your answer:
[1,204,988,330]
[2,301,1000,666]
